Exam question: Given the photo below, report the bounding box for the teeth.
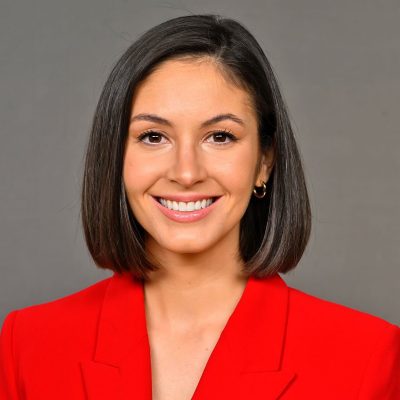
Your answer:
[159,198,215,212]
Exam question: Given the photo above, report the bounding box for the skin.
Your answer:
[123,57,274,399]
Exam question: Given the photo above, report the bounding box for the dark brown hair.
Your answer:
[81,14,312,281]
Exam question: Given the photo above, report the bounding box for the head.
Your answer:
[81,14,311,281]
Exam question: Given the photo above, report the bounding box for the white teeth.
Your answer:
[159,197,215,212]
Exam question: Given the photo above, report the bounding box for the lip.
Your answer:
[154,193,220,202]
[151,195,222,223]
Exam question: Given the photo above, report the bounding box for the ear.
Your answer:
[255,145,275,186]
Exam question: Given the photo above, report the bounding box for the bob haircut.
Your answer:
[81,14,311,281]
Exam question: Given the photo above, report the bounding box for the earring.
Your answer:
[253,181,267,199]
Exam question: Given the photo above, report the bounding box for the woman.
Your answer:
[0,14,399,400]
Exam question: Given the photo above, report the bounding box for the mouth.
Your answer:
[153,196,221,212]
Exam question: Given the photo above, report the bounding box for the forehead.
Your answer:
[130,58,256,119]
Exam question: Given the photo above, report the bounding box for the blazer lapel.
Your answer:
[80,271,152,400]
[191,273,296,400]
[80,271,296,400]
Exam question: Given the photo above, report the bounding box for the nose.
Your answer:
[166,140,208,187]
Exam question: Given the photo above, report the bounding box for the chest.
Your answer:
[147,326,223,400]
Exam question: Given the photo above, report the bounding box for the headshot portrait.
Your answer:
[1,4,399,400]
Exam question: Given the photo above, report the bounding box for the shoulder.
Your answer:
[280,278,400,395]
[283,279,399,359]
[286,282,398,331]
[1,274,114,344]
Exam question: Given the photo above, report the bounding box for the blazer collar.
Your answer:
[80,271,296,399]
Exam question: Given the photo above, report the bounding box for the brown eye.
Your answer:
[207,130,238,145]
[136,129,238,146]
[137,131,167,145]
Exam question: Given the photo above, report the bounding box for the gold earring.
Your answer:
[253,181,267,199]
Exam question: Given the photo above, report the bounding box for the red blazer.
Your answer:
[1,271,399,399]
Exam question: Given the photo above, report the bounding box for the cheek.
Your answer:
[213,146,258,193]
[122,149,158,194]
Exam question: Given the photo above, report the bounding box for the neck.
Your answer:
[143,234,248,334]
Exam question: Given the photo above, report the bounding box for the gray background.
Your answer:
[1,0,399,326]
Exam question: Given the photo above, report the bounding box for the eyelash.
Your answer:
[136,129,238,146]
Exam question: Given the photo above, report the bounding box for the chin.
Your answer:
[165,241,211,255]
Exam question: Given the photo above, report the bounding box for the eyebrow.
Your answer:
[130,113,245,128]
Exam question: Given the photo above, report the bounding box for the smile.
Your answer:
[156,197,218,212]
[151,195,222,223]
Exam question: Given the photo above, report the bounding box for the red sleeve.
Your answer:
[0,310,20,400]
[357,323,400,399]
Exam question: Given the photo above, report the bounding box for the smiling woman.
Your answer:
[81,20,310,280]
[123,57,275,263]
[1,13,399,400]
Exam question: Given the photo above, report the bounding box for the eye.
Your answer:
[136,129,239,146]
[206,129,238,145]
[136,130,167,145]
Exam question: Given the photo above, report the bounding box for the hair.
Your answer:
[81,14,312,281]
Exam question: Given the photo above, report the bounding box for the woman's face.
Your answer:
[123,58,273,258]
